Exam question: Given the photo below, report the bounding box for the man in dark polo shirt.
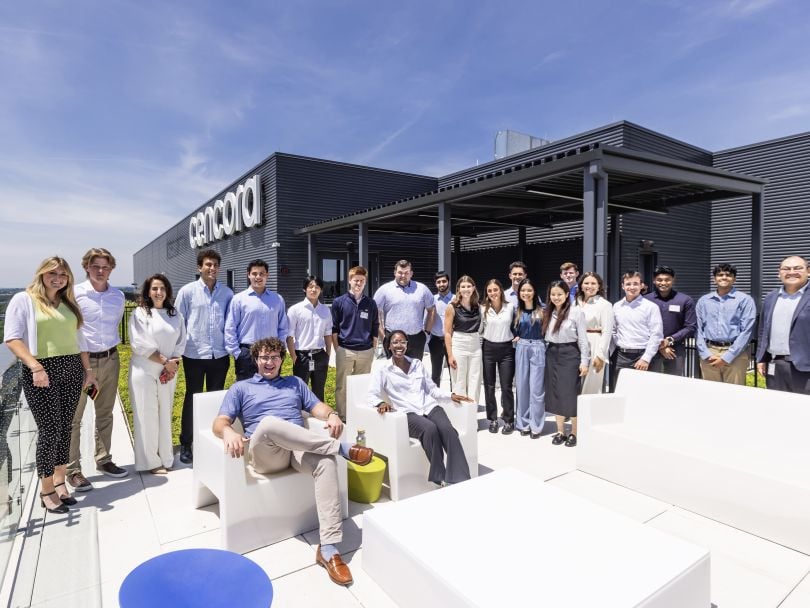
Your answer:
[644,265,697,376]
[331,266,379,420]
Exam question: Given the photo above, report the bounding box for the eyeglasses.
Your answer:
[257,355,282,363]
[780,266,807,272]
[89,265,112,272]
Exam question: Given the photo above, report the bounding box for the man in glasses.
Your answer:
[214,337,374,587]
[68,248,127,492]
[757,256,810,394]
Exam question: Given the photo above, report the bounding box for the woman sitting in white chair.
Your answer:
[367,330,473,487]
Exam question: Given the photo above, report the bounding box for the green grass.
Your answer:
[117,345,337,445]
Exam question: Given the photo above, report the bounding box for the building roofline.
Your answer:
[714,129,810,155]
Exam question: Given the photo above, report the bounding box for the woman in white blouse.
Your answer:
[543,280,590,447]
[368,330,473,486]
[575,272,614,395]
[129,274,186,473]
[480,279,516,434]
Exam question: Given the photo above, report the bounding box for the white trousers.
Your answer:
[129,362,177,471]
[580,332,606,394]
[450,332,482,403]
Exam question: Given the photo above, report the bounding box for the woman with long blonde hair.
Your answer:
[3,257,97,514]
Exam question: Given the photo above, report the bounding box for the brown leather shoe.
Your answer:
[315,545,353,586]
[346,444,373,466]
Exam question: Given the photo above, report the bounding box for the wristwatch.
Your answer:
[665,337,675,347]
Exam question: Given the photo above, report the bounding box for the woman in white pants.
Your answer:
[129,274,186,473]
[576,272,613,395]
[443,276,482,403]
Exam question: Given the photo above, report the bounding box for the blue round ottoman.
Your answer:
[119,548,273,607]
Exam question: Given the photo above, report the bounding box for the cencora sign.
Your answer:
[188,175,262,248]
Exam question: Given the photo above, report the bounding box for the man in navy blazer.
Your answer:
[756,255,810,395]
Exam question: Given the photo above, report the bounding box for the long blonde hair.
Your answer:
[26,256,84,327]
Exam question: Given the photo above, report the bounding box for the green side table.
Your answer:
[346,455,386,503]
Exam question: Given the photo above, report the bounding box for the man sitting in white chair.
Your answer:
[213,337,373,587]
[368,330,473,487]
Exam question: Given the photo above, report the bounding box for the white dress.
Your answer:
[576,296,614,394]
[128,307,186,470]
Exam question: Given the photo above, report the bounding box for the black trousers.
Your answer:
[481,339,515,423]
[181,355,230,447]
[649,347,685,376]
[610,349,645,391]
[292,350,329,401]
[235,345,257,381]
[407,407,470,484]
[767,358,810,395]
[384,330,427,360]
[427,334,448,386]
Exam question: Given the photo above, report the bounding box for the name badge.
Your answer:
[768,362,776,376]
[668,304,681,313]
[359,311,369,319]
[309,359,316,372]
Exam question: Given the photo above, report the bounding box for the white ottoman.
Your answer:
[363,468,710,607]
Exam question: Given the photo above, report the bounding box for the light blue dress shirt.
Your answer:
[695,287,757,363]
[768,284,807,355]
[224,288,289,355]
[175,278,233,359]
[373,280,435,335]
[430,292,453,336]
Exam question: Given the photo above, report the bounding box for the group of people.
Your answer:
[4,247,809,587]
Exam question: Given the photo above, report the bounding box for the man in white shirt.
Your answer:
[286,276,333,401]
[68,248,127,491]
[610,271,663,390]
[504,261,527,306]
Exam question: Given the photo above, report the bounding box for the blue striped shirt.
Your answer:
[224,288,289,355]
[175,279,233,359]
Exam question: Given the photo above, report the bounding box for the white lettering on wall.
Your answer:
[188,174,262,248]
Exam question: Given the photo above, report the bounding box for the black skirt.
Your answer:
[544,342,581,418]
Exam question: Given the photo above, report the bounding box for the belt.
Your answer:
[771,354,792,362]
[296,349,325,356]
[706,340,733,347]
[618,348,645,355]
[89,346,117,359]
[586,329,602,334]
[239,343,252,349]
[547,341,577,347]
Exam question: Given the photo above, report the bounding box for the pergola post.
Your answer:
[307,233,317,276]
[751,190,764,305]
[608,214,621,300]
[595,169,609,281]
[438,203,452,273]
[582,164,597,273]
[358,222,369,269]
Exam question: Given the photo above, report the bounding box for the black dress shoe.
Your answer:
[530,431,541,439]
[501,422,514,435]
[488,420,499,433]
[565,434,577,447]
[179,445,193,464]
[519,428,531,436]
[551,433,567,445]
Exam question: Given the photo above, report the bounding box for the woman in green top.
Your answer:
[3,257,98,514]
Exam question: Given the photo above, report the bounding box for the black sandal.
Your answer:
[552,432,567,445]
[54,482,78,505]
[565,434,577,447]
[40,490,70,514]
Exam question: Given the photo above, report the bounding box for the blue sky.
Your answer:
[2,0,808,286]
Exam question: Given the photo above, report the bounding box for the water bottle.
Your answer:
[356,429,366,447]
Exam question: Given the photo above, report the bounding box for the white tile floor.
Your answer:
[15,360,810,608]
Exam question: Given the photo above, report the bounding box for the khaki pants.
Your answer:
[249,416,342,545]
[700,344,749,385]
[68,349,120,475]
[334,346,374,419]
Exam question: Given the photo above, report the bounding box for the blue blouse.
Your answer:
[514,310,543,340]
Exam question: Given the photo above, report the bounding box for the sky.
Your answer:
[1,0,809,287]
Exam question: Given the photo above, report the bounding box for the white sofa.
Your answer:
[345,373,478,501]
[363,468,710,607]
[578,369,810,554]
[192,390,348,555]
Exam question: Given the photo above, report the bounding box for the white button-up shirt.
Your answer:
[287,298,331,350]
[612,296,663,363]
[74,280,125,352]
[480,302,515,343]
[366,357,451,416]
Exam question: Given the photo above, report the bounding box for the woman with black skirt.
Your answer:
[543,280,590,447]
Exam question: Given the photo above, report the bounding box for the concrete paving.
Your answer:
[13,356,810,607]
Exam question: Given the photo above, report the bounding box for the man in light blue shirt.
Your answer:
[696,263,756,385]
[504,261,527,306]
[427,271,453,385]
[225,259,289,380]
[373,259,435,360]
[175,248,233,463]
[756,256,810,394]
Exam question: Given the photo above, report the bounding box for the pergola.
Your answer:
[296,143,767,301]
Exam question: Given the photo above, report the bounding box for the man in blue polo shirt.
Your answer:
[214,337,373,587]
[224,259,289,380]
[331,265,378,420]
[644,265,696,376]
